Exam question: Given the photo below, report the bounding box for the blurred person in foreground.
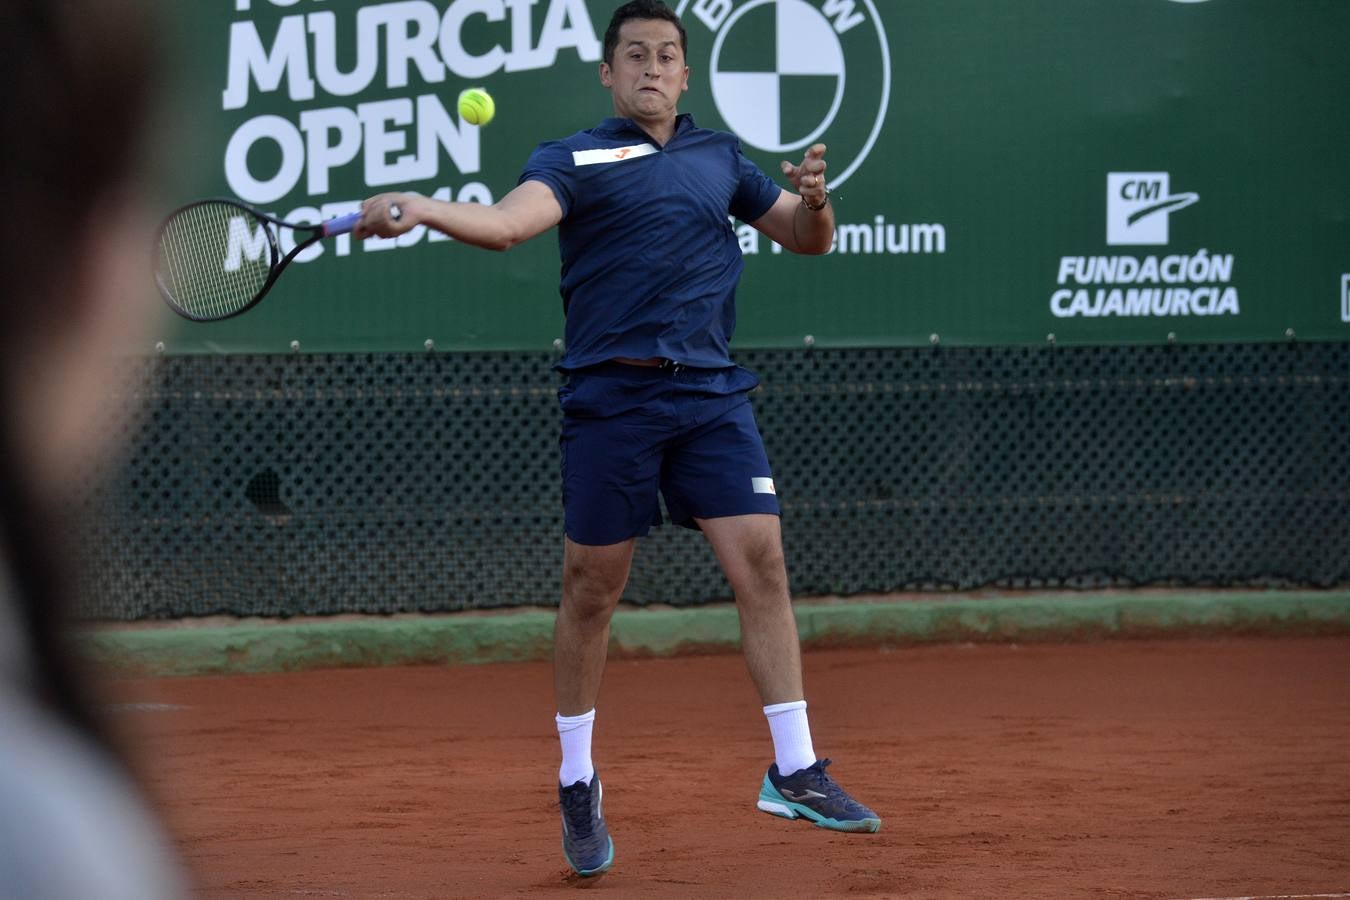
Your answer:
[0,2,186,897]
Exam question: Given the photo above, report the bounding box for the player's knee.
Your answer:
[561,586,621,626]
[747,531,787,575]
[734,537,789,600]
[561,560,626,622]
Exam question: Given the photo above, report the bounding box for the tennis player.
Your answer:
[355,0,880,876]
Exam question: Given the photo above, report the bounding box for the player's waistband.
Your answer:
[610,356,669,367]
[577,358,700,377]
[567,358,748,382]
[560,359,761,397]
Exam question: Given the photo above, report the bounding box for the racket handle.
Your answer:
[322,211,363,236]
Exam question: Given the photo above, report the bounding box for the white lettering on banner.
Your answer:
[691,0,734,31]
[507,0,599,72]
[224,115,307,204]
[224,216,271,271]
[1049,287,1240,318]
[221,1,598,207]
[1052,173,1245,321]
[1056,251,1235,286]
[831,218,945,255]
[225,93,479,204]
[300,107,361,196]
[360,98,418,187]
[439,0,506,79]
[223,0,601,109]
[729,213,946,257]
[736,222,758,254]
[820,0,866,33]
[309,11,382,97]
[222,17,314,110]
[385,1,445,88]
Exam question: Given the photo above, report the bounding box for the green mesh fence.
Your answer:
[73,343,1350,620]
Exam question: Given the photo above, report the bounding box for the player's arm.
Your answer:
[352,180,563,251]
[749,143,834,255]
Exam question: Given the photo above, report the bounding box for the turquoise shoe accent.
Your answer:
[756,760,882,833]
[559,773,615,876]
[562,835,614,877]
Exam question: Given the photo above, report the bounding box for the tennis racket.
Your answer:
[153,198,364,321]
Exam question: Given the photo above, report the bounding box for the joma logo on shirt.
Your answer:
[571,144,658,167]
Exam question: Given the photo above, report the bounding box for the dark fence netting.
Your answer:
[71,343,1350,619]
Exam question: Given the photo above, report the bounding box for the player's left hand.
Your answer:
[780,144,828,208]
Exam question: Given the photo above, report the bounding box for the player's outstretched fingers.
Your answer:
[805,146,827,175]
[789,144,829,204]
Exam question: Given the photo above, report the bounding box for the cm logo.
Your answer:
[675,0,890,188]
[1107,172,1199,246]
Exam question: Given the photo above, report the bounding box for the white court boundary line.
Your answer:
[100,703,188,713]
[1169,893,1350,900]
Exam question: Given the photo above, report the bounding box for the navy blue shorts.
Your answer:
[558,362,780,546]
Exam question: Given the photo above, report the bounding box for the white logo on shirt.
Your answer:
[571,144,658,167]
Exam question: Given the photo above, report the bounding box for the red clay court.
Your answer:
[109,635,1350,898]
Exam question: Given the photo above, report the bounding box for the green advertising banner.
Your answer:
[150,0,1350,353]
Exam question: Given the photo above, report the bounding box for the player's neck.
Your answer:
[624,111,677,147]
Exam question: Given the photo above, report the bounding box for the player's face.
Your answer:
[600,19,689,127]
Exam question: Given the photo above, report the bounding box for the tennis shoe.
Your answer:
[757,758,881,832]
[558,772,614,877]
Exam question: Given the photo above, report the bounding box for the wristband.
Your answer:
[800,192,829,212]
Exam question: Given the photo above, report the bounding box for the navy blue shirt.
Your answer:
[519,114,781,371]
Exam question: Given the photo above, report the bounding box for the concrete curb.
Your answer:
[77,591,1350,678]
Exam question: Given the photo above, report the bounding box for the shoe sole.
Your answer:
[563,836,614,877]
[758,788,882,833]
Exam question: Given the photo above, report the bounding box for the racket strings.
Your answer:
[157,202,272,319]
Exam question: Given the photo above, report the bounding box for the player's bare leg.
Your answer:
[553,536,631,877]
[696,513,803,704]
[698,513,881,833]
[555,536,635,715]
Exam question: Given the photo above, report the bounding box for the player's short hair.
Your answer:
[603,0,688,67]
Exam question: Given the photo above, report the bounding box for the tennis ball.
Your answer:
[458,87,495,127]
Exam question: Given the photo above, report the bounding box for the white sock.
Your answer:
[556,709,596,787]
[763,700,817,776]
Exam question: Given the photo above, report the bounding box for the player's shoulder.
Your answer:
[672,116,745,157]
[680,116,738,142]
[527,120,638,163]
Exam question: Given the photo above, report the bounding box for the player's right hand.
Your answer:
[354,192,420,239]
